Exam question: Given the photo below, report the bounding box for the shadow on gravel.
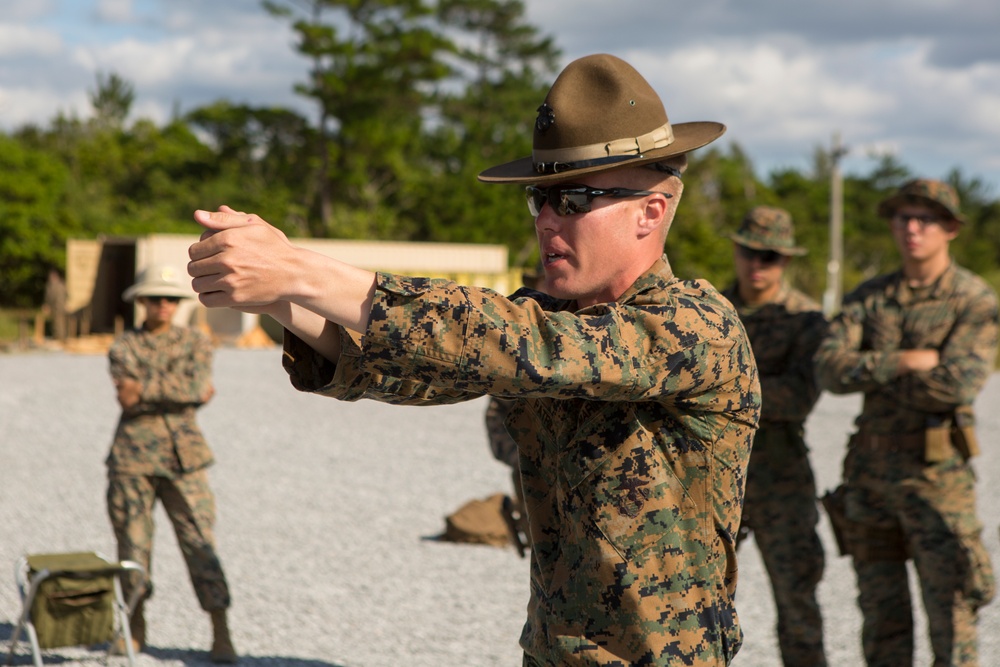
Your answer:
[144,645,348,666]
[1,623,347,667]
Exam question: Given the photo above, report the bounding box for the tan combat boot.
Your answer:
[209,609,238,664]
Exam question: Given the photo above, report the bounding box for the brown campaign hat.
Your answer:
[877,178,964,224]
[478,54,725,185]
[730,206,807,256]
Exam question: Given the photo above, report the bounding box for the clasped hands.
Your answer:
[187,205,297,316]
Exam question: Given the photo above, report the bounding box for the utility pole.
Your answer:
[823,132,848,317]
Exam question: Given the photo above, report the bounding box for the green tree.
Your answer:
[0,135,73,307]
[265,0,456,238]
[185,101,314,234]
[945,168,1000,292]
[411,0,559,267]
[670,145,773,285]
[89,71,135,131]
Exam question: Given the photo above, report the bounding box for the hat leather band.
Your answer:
[533,122,674,174]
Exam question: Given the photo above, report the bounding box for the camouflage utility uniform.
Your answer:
[283,256,760,666]
[485,397,519,470]
[485,396,530,547]
[107,325,231,612]
[722,281,828,665]
[815,262,997,666]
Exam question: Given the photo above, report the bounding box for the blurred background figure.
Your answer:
[816,179,997,666]
[723,206,829,666]
[105,264,237,663]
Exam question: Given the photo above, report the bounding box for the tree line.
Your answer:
[1,0,998,309]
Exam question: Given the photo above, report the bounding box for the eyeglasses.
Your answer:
[525,184,672,217]
[891,212,942,228]
[736,245,784,266]
[143,296,182,304]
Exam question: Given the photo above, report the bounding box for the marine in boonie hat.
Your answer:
[478,53,726,184]
[877,178,964,224]
[730,206,807,257]
[122,264,194,303]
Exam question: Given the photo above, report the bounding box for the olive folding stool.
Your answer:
[6,552,145,667]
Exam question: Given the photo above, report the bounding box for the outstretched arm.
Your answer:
[187,206,377,362]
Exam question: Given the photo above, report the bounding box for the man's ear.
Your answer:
[944,219,961,240]
[636,193,672,239]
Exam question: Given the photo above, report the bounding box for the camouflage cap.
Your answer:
[730,205,807,256]
[877,178,964,224]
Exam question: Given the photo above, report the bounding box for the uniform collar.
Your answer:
[722,279,790,310]
[887,260,956,303]
[612,254,677,306]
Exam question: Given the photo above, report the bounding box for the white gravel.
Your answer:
[2,347,1000,666]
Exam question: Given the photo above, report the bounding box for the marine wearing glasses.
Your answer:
[525,183,673,217]
[890,211,944,228]
[735,245,784,266]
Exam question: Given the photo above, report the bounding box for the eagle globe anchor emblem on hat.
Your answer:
[478,53,726,185]
[535,103,556,134]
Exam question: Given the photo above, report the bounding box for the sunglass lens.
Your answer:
[526,187,545,217]
[739,246,783,265]
[526,185,593,217]
[556,188,590,215]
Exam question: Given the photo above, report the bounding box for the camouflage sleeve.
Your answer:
[283,325,476,405]
[108,336,140,383]
[759,310,827,422]
[814,293,900,394]
[485,397,518,467]
[291,273,751,412]
[894,282,999,411]
[141,331,213,407]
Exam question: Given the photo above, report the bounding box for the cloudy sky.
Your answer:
[2,0,999,192]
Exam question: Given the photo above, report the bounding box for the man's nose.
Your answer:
[534,205,562,232]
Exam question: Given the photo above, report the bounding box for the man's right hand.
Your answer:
[188,206,299,311]
[896,349,940,374]
[115,377,142,410]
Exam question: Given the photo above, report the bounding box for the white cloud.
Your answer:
[0,0,997,189]
[0,84,90,128]
[96,0,135,23]
[0,24,62,57]
[3,0,58,22]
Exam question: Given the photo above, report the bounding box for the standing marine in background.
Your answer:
[722,206,828,666]
[106,264,237,663]
[815,179,997,666]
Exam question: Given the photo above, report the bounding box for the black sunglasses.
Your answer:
[736,245,784,266]
[143,296,182,304]
[891,212,943,228]
[525,184,672,217]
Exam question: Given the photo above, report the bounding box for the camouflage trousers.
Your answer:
[737,423,827,667]
[107,469,231,611]
[843,433,995,666]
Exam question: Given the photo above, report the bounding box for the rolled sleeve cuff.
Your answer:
[360,272,471,371]
[872,350,901,385]
[282,327,356,393]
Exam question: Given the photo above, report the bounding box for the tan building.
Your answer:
[66,234,514,344]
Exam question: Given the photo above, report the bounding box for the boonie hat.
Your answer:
[877,178,964,224]
[122,264,193,303]
[478,54,725,184]
[730,206,807,256]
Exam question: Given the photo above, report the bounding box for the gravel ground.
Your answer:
[2,347,1000,666]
